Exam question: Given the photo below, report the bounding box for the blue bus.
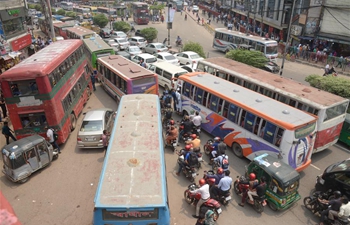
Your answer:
[93,94,171,225]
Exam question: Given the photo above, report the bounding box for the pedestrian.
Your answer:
[161,15,164,23]
[197,17,200,24]
[181,9,183,15]
[102,129,110,156]
[185,14,187,20]
[0,95,7,118]
[170,88,177,111]
[2,121,17,145]
[336,56,344,68]
[202,18,204,25]
[175,88,181,114]
[140,59,147,68]
[45,126,60,153]
[91,73,96,91]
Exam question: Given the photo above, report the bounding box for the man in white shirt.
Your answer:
[192,111,202,127]
[336,196,350,221]
[190,178,210,218]
[45,126,61,153]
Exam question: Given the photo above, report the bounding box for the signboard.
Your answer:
[10,34,32,51]
[165,8,176,23]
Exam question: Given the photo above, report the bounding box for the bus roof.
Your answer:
[66,26,95,36]
[95,94,166,207]
[53,21,74,28]
[202,57,348,107]
[98,6,116,11]
[215,28,277,44]
[60,16,74,21]
[132,2,148,5]
[180,72,317,129]
[98,55,154,79]
[83,37,113,52]
[0,40,82,80]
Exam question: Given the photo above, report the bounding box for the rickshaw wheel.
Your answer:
[232,143,243,158]
[268,201,278,211]
[19,177,29,184]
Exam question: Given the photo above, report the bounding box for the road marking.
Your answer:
[310,164,320,170]
[334,143,350,152]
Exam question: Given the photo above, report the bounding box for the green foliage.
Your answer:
[225,49,269,68]
[305,75,350,98]
[149,4,165,10]
[28,4,36,9]
[65,11,76,17]
[34,4,42,12]
[113,21,131,33]
[140,27,158,42]
[183,42,206,58]
[93,14,108,28]
[56,9,66,16]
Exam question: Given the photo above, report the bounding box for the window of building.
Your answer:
[3,18,24,38]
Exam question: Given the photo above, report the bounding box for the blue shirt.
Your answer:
[212,142,219,151]
[218,176,233,191]
[207,173,224,185]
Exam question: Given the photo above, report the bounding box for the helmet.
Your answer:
[169,120,175,125]
[185,145,191,151]
[214,137,220,142]
[191,134,197,139]
[249,173,256,181]
[217,168,224,174]
[199,179,206,186]
[166,103,171,108]
[333,191,342,198]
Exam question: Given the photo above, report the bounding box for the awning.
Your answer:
[1,55,12,60]
[317,33,350,45]
[298,36,314,40]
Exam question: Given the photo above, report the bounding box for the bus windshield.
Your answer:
[266,45,278,55]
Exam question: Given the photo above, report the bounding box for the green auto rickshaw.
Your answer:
[246,153,301,211]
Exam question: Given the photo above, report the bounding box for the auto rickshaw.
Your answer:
[2,135,59,183]
[246,153,301,211]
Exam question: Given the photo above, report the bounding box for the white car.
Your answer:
[113,38,130,50]
[128,36,147,48]
[125,46,142,57]
[174,51,204,69]
[144,43,168,54]
[154,52,179,66]
[131,53,157,67]
[192,5,199,12]
[112,31,127,39]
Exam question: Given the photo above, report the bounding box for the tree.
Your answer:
[225,49,268,68]
[140,27,158,42]
[28,4,36,9]
[305,75,350,98]
[183,42,206,58]
[56,9,66,16]
[65,11,76,17]
[34,4,42,12]
[113,21,131,33]
[93,14,108,28]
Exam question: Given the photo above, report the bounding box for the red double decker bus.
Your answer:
[53,21,74,39]
[132,2,149,25]
[0,40,92,144]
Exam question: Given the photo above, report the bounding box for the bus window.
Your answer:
[244,112,256,132]
[218,72,227,80]
[215,32,222,39]
[234,78,242,85]
[275,128,284,147]
[209,95,219,112]
[228,74,235,83]
[227,103,239,123]
[265,89,274,98]
[263,122,277,144]
[289,99,297,107]
[222,101,229,118]
[218,98,224,115]
[190,85,196,100]
[256,42,264,53]
[244,81,253,90]
[239,110,246,127]
[254,117,262,135]
[207,67,216,75]
[184,82,191,97]
[259,86,264,95]
[202,91,209,107]
[195,88,204,105]
[260,120,267,137]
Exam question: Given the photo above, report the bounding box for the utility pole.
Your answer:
[167,3,172,46]
[253,0,256,34]
[279,0,296,77]
[246,0,250,34]
[41,0,55,40]
[260,0,265,36]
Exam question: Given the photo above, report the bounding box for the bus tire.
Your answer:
[70,113,77,131]
[232,142,243,158]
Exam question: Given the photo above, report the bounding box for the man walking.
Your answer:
[2,122,17,145]
[45,126,61,153]
[91,73,96,91]
[0,95,7,119]
[102,129,110,156]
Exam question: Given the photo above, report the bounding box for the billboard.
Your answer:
[0,0,24,10]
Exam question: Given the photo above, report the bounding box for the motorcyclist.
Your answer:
[213,150,229,171]
[190,178,210,219]
[209,137,221,162]
[186,134,201,152]
[176,145,192,176]
[192,111,202,128]
[176,36,182,45]
[178,115,194,142]
[211,170,232,200]
[205,168,225,185]
[319,191,343,225]
[166,125,178,145]
[161,90,172,108]
[239,173,259,207]
[247,176,267,204]
[162,103,173,125]
[336,196,350,222]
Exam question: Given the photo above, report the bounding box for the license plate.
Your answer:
[198,157,203,161]
[217,208,222,214]
[87,138,94,141]
[192,173,197,177]
[173,143,177,147]
[197,129,201,132]
[225,196,231,201]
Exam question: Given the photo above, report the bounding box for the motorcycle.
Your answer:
[177,151,198,182]
[177,149,202,169]
[204,171,232,206]
[184,183,222,221]
[175,40,183,47]
[192,125,201,136]
[204,139,214,156]
[323,67,338,77]
[303,189,334,215]
[233,175,266,213]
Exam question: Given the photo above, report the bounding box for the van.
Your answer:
[148,62,188,90]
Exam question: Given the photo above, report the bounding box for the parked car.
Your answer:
[99,28,111,38]
[114,37,130,50]
[144,43,168,54]
[131,53,157,67]
[192,5,199,12]
[116,51,131,60]
[104,39,116,46]
[77,109,115,149]
[125,46,142,57]
[154,52,179,65]
[174,51,204,69]
[128,36,147,48]
[112,31,127,39]
[315,158,350,198]
[180,65,195,72]
[135,29,143,37]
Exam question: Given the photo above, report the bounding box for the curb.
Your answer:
[294,59,350,76]
[184,10,215,34]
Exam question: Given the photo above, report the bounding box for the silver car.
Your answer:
[144,42,168,54]
[114,38,130,50]
[77,109,115,148]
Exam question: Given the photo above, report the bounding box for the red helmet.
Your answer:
[249,173,256,181]
[199,179,206,186]
[185,145,191,151]
[217,168,224,175]
[191,134,197,139]
[214,137,220,142]
[169,120,175,125]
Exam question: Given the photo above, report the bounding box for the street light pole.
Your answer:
[279,0,296,77]
[260,0,265,36]
[167,3,171,46]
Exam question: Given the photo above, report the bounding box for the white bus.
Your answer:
[213,28,278,59]
[73,7,91,17]
[60,1,73,11]
[178,72,318,172]
[148,62,188,90]
[97,7,117,15]
[196,57,349,154]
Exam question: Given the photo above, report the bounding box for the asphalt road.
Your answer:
[1,10,350,225]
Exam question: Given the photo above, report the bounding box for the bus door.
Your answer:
[24,148,40,171]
